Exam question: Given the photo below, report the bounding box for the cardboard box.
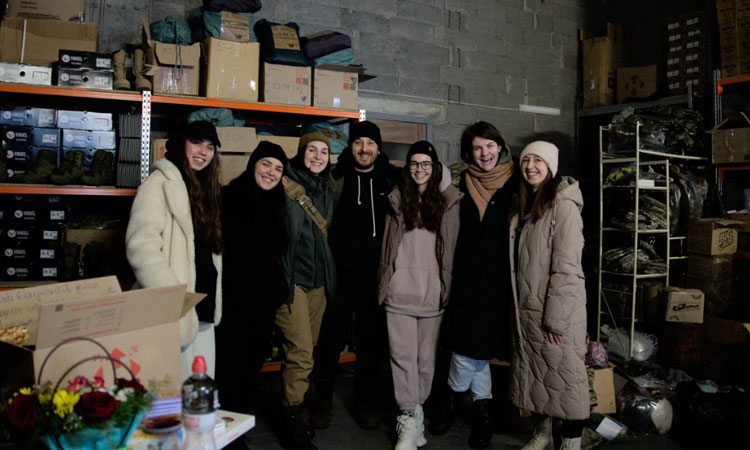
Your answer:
[713,123,750,163]
[216,127,257,153]
[0,278,199,397]
[580,23,624,109]
[616,65,658,103]
[143,18,201,96]
[0,107,56,127]
[57,68,114,90]
[5,0,86,21]
[62,129,116,149]
[58,50,113,71]
[705,315,750,344]
[688,253,733,280]
[219,153,250,186]
[313,67,358,110]
[688,218,740,255]
[261,63,311,106]
[203,38,259,102]
[257,135,300,158]
[0,62,52,85]
[592,364,616,414]
[729,212,750,251]
[152,138,168,163]
[0,18,97,67]
[0,224,63,244]
[664,288,705,323]
[686,277,733,315]
[56,110,113,131]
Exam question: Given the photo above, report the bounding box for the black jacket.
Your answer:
[442,171,518,361]
[220,171,289,327]
[328,148,400,274]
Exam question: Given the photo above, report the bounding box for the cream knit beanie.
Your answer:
[520,141,559,177]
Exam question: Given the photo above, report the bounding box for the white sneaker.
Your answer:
[414,405,426,447]
[395,413,419,450]
[560,437,582,450]
[521,416,552,450]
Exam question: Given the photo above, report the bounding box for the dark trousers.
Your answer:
[215,309,277,413]
[313,270,388,392]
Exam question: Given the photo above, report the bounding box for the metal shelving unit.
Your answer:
[597,123,708,358]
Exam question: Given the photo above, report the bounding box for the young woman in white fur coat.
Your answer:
[126,120,223,378]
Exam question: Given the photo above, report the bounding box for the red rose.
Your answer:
[74,391,120,423]
[2,393,39,438]
[116,378,145,393]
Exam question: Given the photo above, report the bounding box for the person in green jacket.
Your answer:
[276,132,336,450]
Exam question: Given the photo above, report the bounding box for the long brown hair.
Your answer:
[513,171,562,221]
[167,137,223,253]
[399,161,446,283]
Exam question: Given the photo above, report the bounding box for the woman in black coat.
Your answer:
[215,141,290,415]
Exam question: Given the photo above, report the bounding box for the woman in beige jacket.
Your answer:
[126,121,223,379]
[377,141,462,450]
[509,141,588,450]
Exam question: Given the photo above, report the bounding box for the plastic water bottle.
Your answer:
[182,356,218,450]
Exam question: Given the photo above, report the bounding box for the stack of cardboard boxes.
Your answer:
[580,23,624,109]
[1,107,59,181]
[717,0,750,78]
[0,195,68,281]
[666,12,708,96]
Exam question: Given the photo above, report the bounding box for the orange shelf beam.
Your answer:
[0,83,142,102]
[260,353,356,373]
[0,184,137,196]
[151,95,361,119]
[717,75,750,95]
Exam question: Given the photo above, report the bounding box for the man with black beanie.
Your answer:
[310,120,400,430]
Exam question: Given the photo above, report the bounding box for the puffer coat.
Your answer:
[509,177,589,420]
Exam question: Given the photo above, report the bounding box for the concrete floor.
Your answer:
[234,363,687,450]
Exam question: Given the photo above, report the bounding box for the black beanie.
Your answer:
[186,121,221,147]
[247,141,288,171]
[406,140,439,164]
[348,120,382,150]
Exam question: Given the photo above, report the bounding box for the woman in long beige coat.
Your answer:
[509,141,588,450]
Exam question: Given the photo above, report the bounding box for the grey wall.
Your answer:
[88,0,586,167]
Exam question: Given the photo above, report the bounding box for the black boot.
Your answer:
[468,399,493,449]
[17,149,57,184]
[50,150,84,185]
[310,379,334,430]
[429,386,457,436]
[282,404,317,450]
[354,383,380,430]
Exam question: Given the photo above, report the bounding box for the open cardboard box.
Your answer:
[142,18,201,96]
[0,276,202,396]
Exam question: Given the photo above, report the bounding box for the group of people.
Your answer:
[125,119,588,450]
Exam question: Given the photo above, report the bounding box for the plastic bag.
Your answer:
[606,327,658,362]
[150,16,192,44]
[616,382,673,435]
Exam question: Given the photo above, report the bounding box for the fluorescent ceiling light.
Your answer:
[519,104,561,116]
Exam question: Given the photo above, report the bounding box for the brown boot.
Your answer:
[132,48,151,91]
[113,49,131,90]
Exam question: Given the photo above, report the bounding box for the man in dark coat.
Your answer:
[429,121,517,449]
[310,120,400,430]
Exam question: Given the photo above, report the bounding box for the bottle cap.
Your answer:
[192,356,207,373]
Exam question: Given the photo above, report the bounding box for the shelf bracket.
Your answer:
[140,90,152,183]
[359,109,366,122]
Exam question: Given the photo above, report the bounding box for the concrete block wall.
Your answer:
[88,0,586,170]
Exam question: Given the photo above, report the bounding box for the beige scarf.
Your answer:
[465,161,514,220]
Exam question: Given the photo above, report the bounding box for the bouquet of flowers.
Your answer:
[0,375,152,449]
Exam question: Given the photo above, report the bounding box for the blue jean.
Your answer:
[447,352,492,400]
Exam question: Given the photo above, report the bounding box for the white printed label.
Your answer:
[40,249,55,259]
[42,134,56,144]
[42,267,58,277]
[50,210,65,221]
[96,58,110,68]
[95,76,109,87]
[43,230,59,240]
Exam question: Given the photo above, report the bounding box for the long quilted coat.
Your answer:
[508,177,589,420]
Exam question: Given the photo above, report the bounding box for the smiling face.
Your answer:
[351,137,379,172]
[408,154,433,193]
[303,140,329,175]
[471,137,500,172]
[254,157,284,190]
[184,139,216,171]
[521,153,550,191]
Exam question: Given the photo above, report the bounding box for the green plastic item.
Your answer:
[150,16,192,44]
[203,11,257,42]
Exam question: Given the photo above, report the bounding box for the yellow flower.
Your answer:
[39,391,53,404]
[53,390,80,418]
[19,387,32,395]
